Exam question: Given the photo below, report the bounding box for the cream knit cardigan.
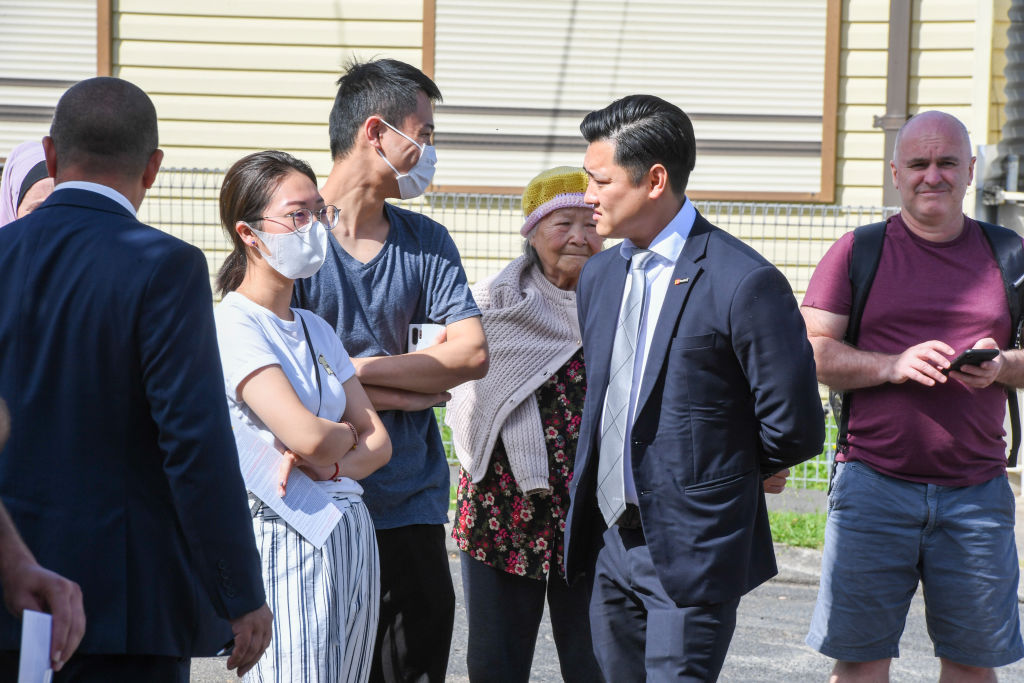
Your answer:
[445,255,582,494]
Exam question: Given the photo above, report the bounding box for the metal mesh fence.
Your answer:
[140,168,900,297]
[141,168,897,489]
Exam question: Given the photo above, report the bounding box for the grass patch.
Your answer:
[434,406,456,463]
[788,458,829,491]
[769,510,826,549]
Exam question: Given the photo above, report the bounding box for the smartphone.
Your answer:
[942,348,999,375]
[408,323,445,352]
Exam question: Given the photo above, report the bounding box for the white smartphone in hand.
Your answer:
[408,323,445,352]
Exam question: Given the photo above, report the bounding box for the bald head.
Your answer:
[49,77,158,180]
[889,110,975,237]
[892,111,971,165]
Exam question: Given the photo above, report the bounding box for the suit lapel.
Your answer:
[635,216,712,414]
[586,253,629,401]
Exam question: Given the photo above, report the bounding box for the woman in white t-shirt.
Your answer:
[213,150,392,683]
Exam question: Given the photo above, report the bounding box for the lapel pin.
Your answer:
[318,354,335,376]
[674,278,689,285]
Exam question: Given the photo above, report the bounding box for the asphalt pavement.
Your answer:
[191,486,1024,681]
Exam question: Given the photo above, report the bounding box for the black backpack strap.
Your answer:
[831,220,888,457]
[979,221,1024,467]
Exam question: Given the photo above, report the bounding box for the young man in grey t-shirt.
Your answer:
[293,59,487,683]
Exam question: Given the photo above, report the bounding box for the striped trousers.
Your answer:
[245,494,380,683]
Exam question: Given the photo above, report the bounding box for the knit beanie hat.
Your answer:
[520,166,591,236]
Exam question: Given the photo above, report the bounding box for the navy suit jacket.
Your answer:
[565,212,824,606]
[0,188,265,656]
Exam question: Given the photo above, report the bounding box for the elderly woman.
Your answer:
[0,141,53,227]
[446,166,605,682]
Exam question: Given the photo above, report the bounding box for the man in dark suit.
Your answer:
[564,94,825,681]
[0,77,272,681]
[0,397,85,674]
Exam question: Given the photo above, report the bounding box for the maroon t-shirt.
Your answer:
[803,214,1012,486]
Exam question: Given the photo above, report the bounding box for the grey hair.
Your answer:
[522,237,542,270]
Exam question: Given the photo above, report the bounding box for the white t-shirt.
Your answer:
[215,291,362,496]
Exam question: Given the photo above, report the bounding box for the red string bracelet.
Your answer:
[331,462,340,480]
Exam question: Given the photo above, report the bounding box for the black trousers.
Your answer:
[0,650,189,682]
[460,552,603,683]
[370,524,455,683]
[589,525,740,682]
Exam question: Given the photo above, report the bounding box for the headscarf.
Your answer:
[0,141,48,227]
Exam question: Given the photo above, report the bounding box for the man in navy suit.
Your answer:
[0,397,85,673]
[564,95,825,681]
[0,77,271,681]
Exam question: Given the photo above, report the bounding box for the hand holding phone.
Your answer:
[942,348,999,375]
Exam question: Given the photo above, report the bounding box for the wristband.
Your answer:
[340,420,359,451]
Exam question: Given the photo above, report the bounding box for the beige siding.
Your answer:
[0,0,96,160]
[835,0,1009,207]
[836,0,887,206]
[119,0,422,20]
[432,0,831,196]
[101,0,1009,212]
[113,1,425,172]
[992,0,1011,143]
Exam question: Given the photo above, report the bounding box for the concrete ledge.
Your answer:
[771,544,823,587]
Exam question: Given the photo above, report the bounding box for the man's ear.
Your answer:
[647,164,669,199]
[363,116,386,149]
[142,149,164,190]
[42,136,58,179]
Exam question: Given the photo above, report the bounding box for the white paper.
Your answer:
[18,610,52,683]
[231,414,342,548]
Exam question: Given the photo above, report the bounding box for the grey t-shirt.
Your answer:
[293,202,480,529]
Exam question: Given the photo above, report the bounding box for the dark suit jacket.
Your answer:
[565,212,824,606]
[0,188,265,656]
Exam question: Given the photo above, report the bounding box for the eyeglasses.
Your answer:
[254,205,339,233]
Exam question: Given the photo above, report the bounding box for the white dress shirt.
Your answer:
[602,198,696,505]
[54,180,137,217]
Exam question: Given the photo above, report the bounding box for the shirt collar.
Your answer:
[618,197,695,265]
[54,181,137,217]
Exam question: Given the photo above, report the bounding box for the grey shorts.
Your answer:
[805,460,1024,667]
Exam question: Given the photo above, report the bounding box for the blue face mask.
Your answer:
[376,119,437,199]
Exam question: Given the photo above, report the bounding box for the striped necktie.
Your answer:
[597,249,653,526]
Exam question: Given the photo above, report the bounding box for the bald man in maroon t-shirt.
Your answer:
[802,111,1024,682]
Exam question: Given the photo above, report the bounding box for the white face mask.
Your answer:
[376,119,437,199]
[249,220,328,280]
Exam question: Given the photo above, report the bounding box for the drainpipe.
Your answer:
[1002,1,1024,189]
[872,0,912,207]
[990,0,1024,231]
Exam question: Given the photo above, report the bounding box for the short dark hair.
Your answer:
[328,58,442,160]
[580,95,696,197]
[216,150,318,296]
[49,77,158,178]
